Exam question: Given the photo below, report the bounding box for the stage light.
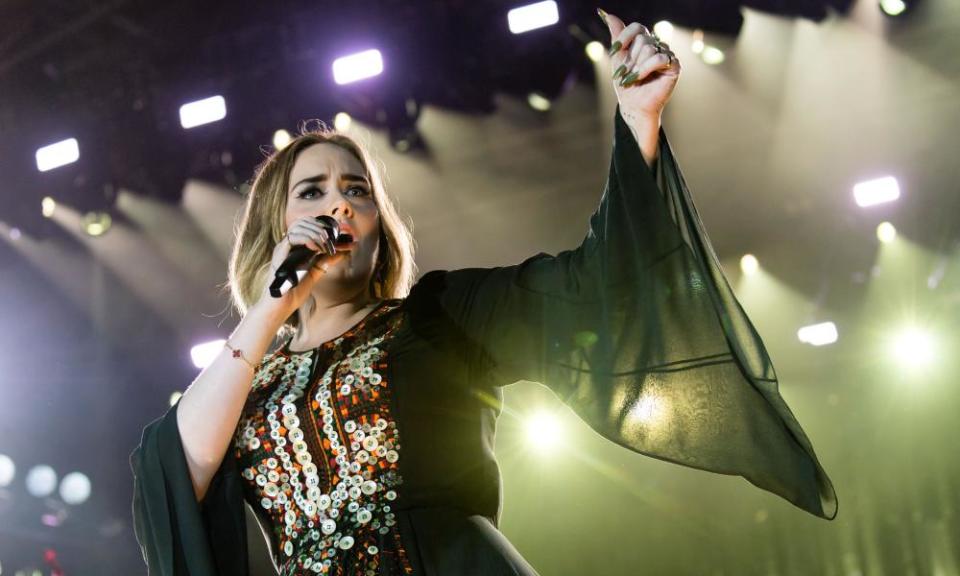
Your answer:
[526,411,562,452]
[702,46,725,65]
[25,465,58,497]
[42,512,65,527]
[507,1,559,34]
[169,391,183,406]
[82,211,112,237]
[273,129,292,150]
[179,95,227,129]
[527,92,551,111]
[890,326,935,370]
[854,176,899,207]
[798,321,838,346]
[59,472,91,505]
[0,453,14,487]
[628,393,666,426]
[880,0,907,16]
[334,112,352,131]
[191,338,227,369]
[41,196,56,218]
[332,49,384,85]
[585,41,605,62]
[36,138,79,172]
[877,221,897,243]
[691,30,705,54]
[740,254,759,276]
[653,21,675,43]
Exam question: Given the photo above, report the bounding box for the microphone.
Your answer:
[269,215,354,298]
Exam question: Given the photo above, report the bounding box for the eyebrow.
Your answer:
[289,173,371,193]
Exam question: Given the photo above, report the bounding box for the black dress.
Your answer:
[130,105,838,575]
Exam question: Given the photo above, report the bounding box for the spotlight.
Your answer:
[59,472,92,505]
[169,391,183,406]
[332,49,384,85]
[507,1,559,34]
[653,21,675,43]
[81,211,112,237]
[191,339,228,369]
[854,176,900,207]
[890,326,935,370]
[179,95,227,129]
[691,30,705,54]
[0,453,15,487]
[26,465,58,498]
[41,196,57,218]
[628,393,666,426]
[585,41,605,62]
[879,0,908,16]
[525,411,562,452]
[527,92,551,111]
[36,138,80,172]
[798,322,839,346]
[273,129,292,150]
[701,46,725,65]
[740,254,759,276]
[877,221,897,243]
[334,112,352,132]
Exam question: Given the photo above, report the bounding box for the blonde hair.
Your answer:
[227,122,417,339]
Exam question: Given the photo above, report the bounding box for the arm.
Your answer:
[176,302,286,502]
[620,109,661,170]
[411,105,837,521]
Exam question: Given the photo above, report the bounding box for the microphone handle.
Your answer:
[269,215,345,298]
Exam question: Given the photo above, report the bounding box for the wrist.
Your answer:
[620,108,660,130]
[620,110,661,169]
[248,299,293,330]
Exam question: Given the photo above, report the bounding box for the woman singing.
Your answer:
[131,11,836,575]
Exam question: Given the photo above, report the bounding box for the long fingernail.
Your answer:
[612,64,627,79]
[597,8,608,25]
[608,40,622,55]
[620,71,639,86]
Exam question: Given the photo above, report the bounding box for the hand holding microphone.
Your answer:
[270,215,353,305]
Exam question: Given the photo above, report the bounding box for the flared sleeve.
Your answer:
[129,399,250,574]
[416,105,838,520]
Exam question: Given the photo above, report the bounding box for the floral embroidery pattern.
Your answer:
[234,301,414,574]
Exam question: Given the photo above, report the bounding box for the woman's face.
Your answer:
[285,142,380,297]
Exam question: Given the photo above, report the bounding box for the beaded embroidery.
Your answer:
[234,301,414,575]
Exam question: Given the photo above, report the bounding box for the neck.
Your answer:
[292,290,381,349]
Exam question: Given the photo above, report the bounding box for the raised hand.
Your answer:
[599,9,681,125]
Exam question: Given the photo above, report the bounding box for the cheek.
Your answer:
[285,202,309,228]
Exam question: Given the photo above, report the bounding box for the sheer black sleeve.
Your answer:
[130,400,250,574]
[413,105,838,520]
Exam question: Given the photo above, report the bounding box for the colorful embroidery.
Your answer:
[235,301,414,575]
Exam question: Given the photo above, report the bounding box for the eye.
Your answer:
[296,185,369,199]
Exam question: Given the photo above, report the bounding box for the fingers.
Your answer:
[622,51,674,87]
[610,22,644,57]
[619,40,674,84]
[284,219,334,254]
[602,13,676,86]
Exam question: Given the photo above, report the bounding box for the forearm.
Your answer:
[176,302,286,501]
[620,109,660,170]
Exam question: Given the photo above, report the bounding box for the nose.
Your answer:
[329,195,353,218]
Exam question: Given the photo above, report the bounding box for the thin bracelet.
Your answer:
[224,341,257,372]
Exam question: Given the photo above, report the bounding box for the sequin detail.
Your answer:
[235,301,413,575]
